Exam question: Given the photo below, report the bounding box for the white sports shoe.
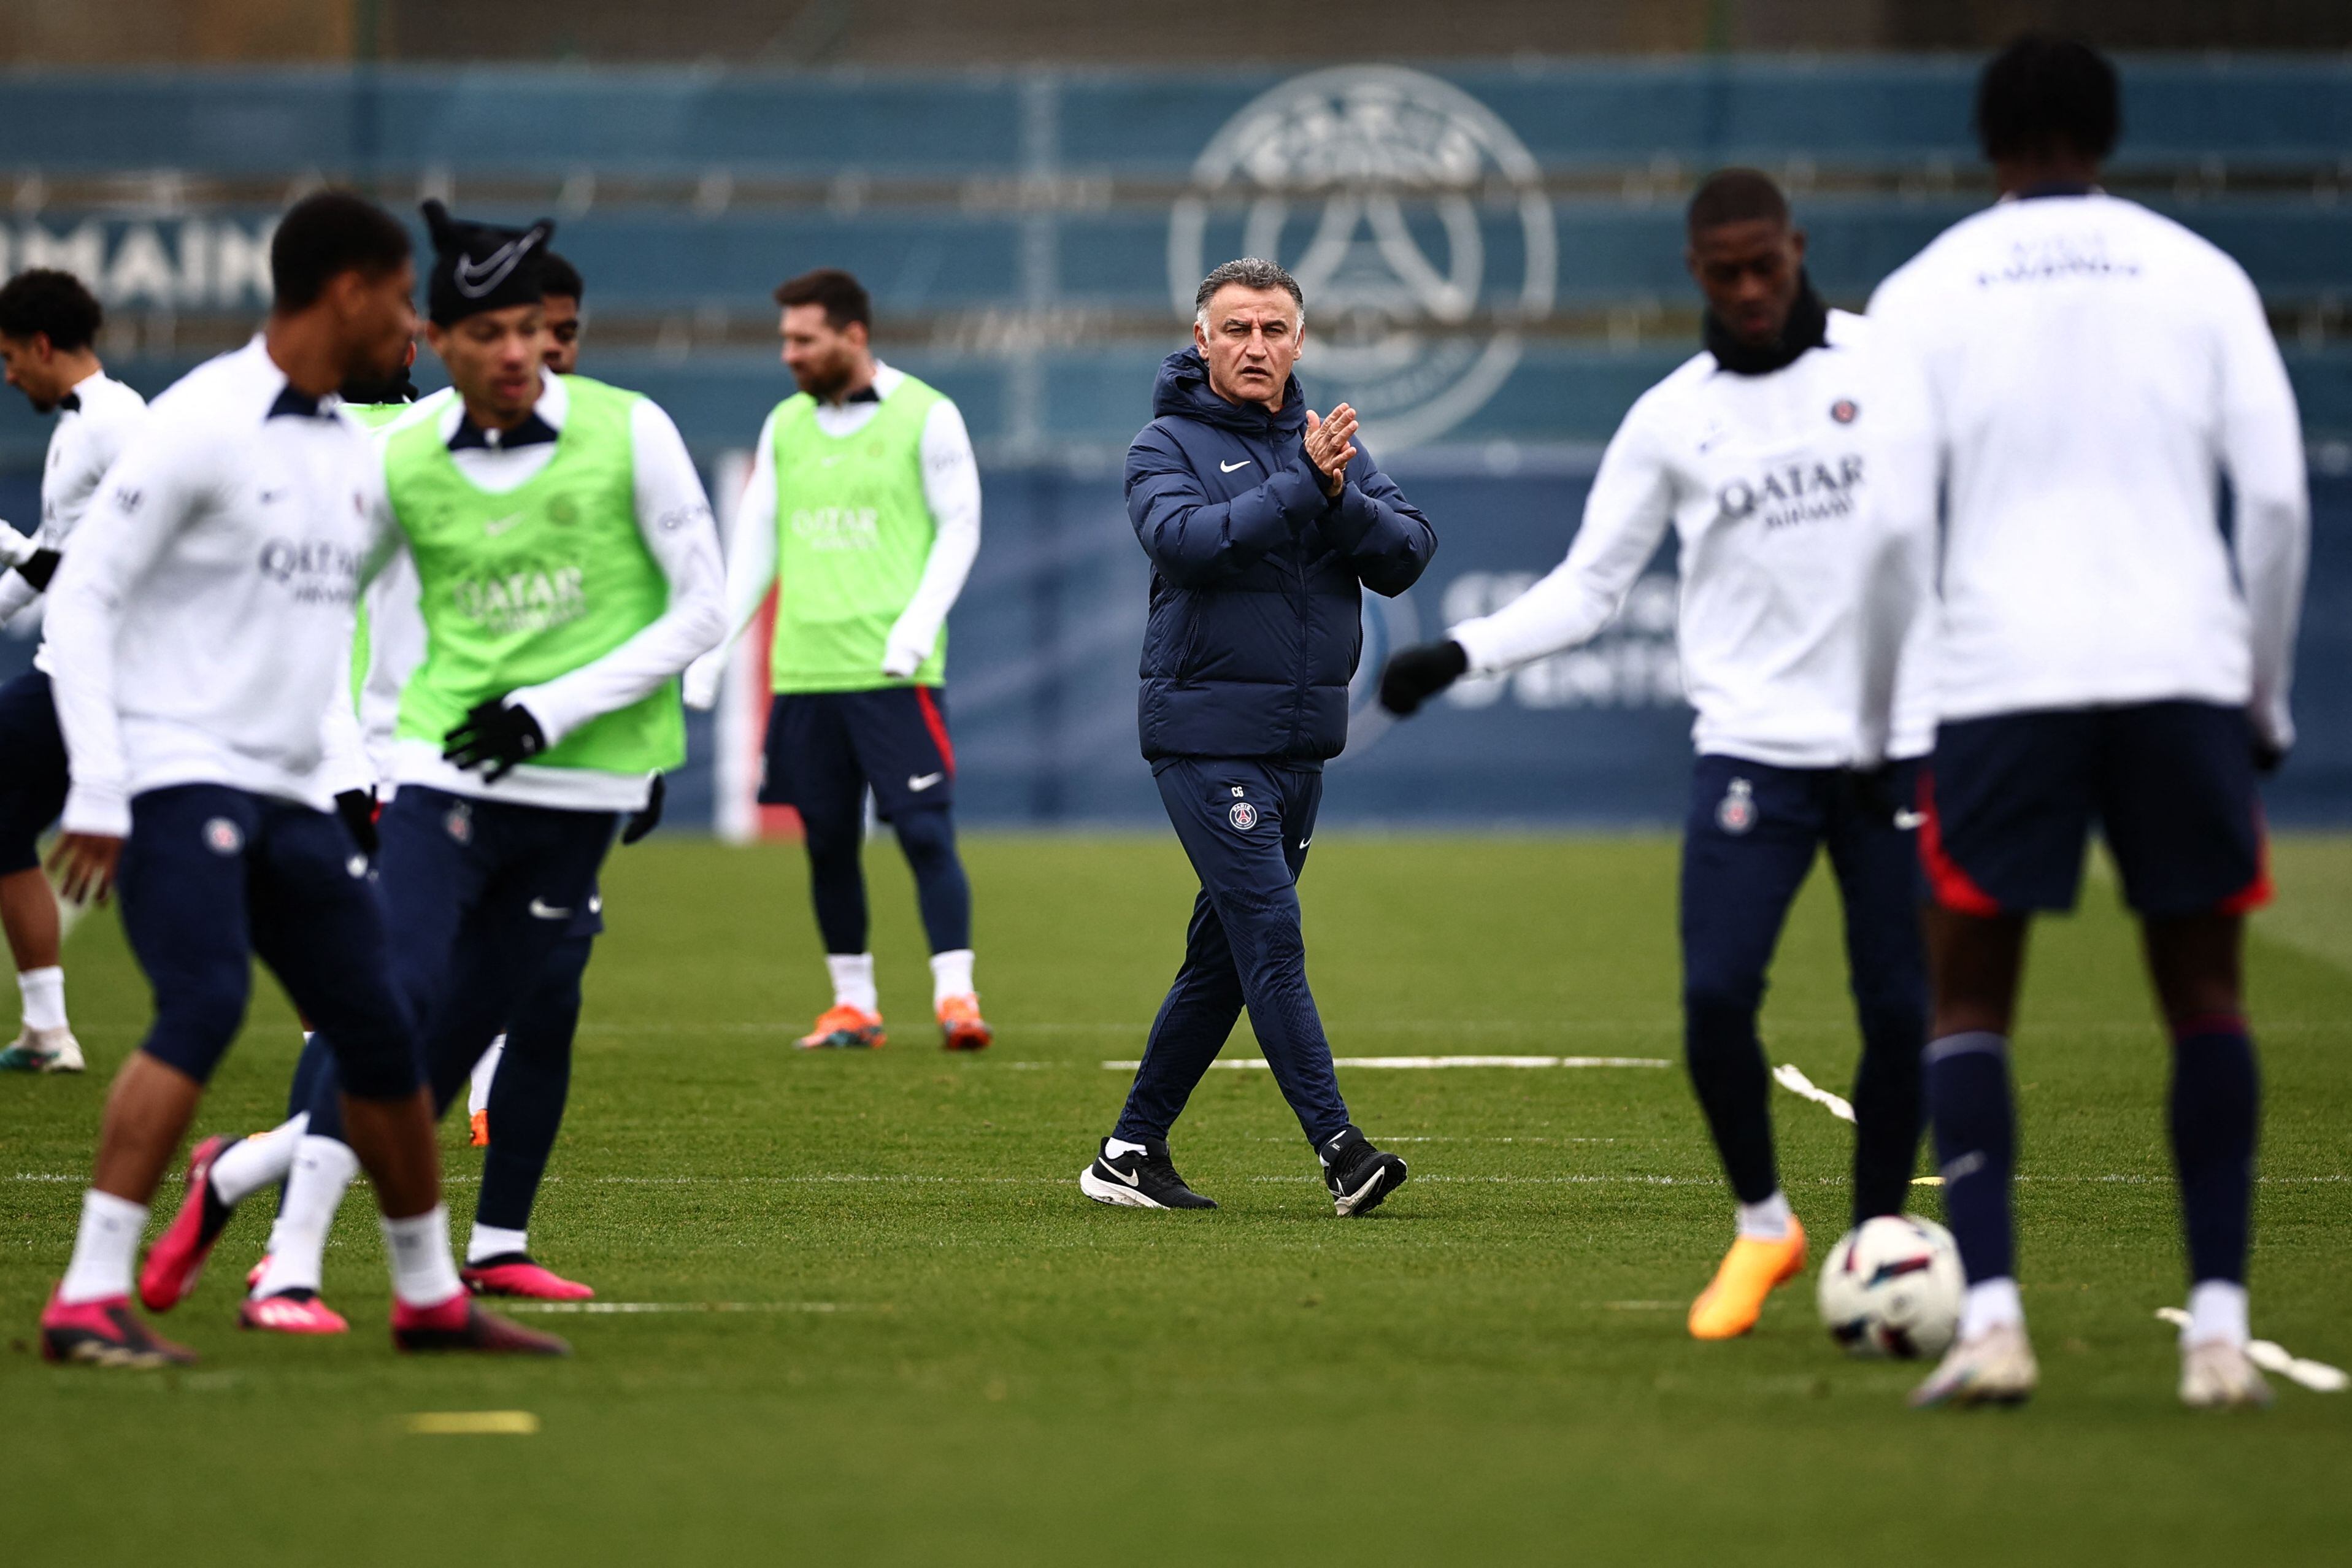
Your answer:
[0,1025,84,1074]
[1910,1323,2040,1407]
[2181,1340,2273,1410]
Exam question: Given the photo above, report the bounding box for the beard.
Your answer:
[791,356,856,401]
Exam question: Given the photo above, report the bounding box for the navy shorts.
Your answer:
[0,668,68,875]
[117,783,419,1097]
[1920,702,2269,920]
[761,686,956,825]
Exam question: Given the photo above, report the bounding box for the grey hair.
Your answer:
[1193,258,1305,328]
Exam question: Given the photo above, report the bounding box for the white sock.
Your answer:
[2184,1279,2251,1349]
[252,1135,359,1298]
[1960,1277,2026,1340]
[58,1189,147,1304]
[209,1114,307,1207]
[18,966,66,1032]
[469,1036,504,1118]
[826,952,878,1013]
[1734,1191,1793,1240]
[380,1204,464,1309]
[467,1221,529,1265]
[929,949,975,1008]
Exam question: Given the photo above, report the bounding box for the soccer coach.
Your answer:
[1080,258,1435,1216]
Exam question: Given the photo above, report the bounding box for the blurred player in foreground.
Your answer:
[0,269,146,1074]
[686,268,991,1051]
[1872,37,2308,1409]
[1382,172,1939,1335]
[145,204,723,1332]
[1083,258,1434,1215]
[37,191,563,1363]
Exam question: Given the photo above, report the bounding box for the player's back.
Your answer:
[1869,193,2302,724]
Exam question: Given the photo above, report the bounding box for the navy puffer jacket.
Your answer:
[1128,348,1438,764]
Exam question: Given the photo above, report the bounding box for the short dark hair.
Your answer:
[540,251,584,302]
[270,190,412,313]
[1686,169,1789,237]
[0,267,102,351]
[1975,35,2120,166]
[773,268,870,331]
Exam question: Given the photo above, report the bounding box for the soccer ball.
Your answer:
[1816,1215,1965,1359]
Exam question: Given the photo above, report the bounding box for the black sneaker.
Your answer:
[1078,1137,1217,1210]
[1320,1126,1408,1216]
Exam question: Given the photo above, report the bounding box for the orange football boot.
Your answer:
[468,1110,490,1147]
[937,994,993,1051]
[1688,1215,1808,1340]
[798,1004,885,1050]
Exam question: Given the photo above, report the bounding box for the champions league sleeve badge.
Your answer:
[1716,777,1758,835]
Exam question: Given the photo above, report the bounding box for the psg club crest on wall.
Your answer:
[1716,778,1757,835]
[1229,801,1260,831]
[1831,399,1859,424]
[1169,64,1558,452]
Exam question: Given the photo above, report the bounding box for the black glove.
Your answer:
[1379,640,1469,717]
[10,547,60,591]
[442,698,547,783]
[621,773,666,845]
[334,787,379,858]
[2253,739,2288,776]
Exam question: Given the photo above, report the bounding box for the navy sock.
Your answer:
[1684,997,1778,1205]
[1850,1002,1927,1224]
[2170,1015,2260,1285]
[804,824,868,955]
[1926,1031,2015,1283]
[893,806,972,954]
[475,939,587,1234]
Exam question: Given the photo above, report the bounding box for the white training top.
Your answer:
[1867,191,2309,747]
[0,369,148,672]
[47,338,391,836]
[366,371,728,813]
[684,360,981,708]
[1450,310,1939,769]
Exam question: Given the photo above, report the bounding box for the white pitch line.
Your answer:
[2154,1308,2349,1392]
[496,1301,872,1315]
[1772,1063,1856,1123]
[1099,1055,1671,1071]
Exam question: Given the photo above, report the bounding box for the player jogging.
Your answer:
[685,268,990,1052]
[1870,37,2308,1409]
[35,191,563,1364]
[1382,172,1939,1337]
[1082,258,1434,1215]
[144,202,725,1333]
[0,269,147,1074]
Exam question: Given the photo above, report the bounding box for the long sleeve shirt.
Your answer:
[688,361,979,705]
[0,369,148,668]
[374,372,726,813]
[1450,310,1939,769]
[46,338,393,836]
[1867,191,2309,747]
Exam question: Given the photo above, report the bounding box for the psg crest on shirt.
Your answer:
[1716,778,1758,835]
[1229,801,1260,831]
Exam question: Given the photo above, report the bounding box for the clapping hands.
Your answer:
[1303,402,1359,498]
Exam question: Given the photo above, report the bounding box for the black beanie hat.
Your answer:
[421,199,555,328]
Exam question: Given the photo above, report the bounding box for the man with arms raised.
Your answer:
[36,192,563,1363]
[1872,37,2307,1409]
[1082,258,1434,1215]
[0,269,147,1074]
[1381,172,1939,1339]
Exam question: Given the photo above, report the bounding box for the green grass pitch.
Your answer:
[5,832,2349,1565]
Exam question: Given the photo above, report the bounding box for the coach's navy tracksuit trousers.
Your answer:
[1680,755,1929,1224]
[1114,756,1351,1149]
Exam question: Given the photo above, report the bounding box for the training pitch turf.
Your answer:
[5,833,2349,1565]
